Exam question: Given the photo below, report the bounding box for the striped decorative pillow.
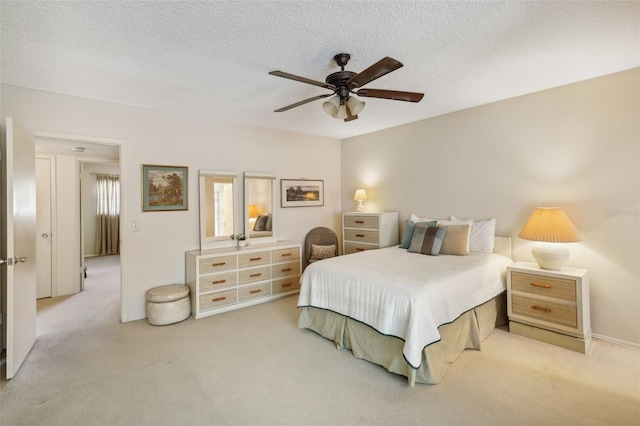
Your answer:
[408,224,447,256]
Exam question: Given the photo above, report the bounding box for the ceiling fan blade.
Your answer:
[273,93,333,112]
[347,57,403,88]
[269,71,336,91]
[355,88,424,103]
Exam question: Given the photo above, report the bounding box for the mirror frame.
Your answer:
[244,172,277,244]
[199,170,241,250]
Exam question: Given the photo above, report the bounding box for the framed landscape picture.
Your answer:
[281,179,324,207]
[142,164,188,211]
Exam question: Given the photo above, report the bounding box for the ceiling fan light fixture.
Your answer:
[322,96,341,117]
[347,96,365,115]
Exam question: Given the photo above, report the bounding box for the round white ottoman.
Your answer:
[146,284,190,325]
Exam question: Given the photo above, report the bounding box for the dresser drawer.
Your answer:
[272,261,300,279]
[344,242,378,255]
[344,215,379,229]
[272,247,300,263]
[238,282,271,301]
[511,294,577,328]
[344,229,379,245]
[238,265,271,284]
[238,250,271,268]
[199,255,237,274]
[272,276,300,293]
[511,271,576,302]
[199,271,237,292]
[199,289,237,311]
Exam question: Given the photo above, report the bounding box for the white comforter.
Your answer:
[297,246,513,368]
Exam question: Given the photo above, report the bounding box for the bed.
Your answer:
[297,236,512,386]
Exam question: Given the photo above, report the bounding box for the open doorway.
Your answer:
[34,133,126,323]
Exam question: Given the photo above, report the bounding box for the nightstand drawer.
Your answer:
[344,229,379,244]
[344,242,378,255]
[199,255,237,274]
[511,271,576,301]
[344,215,379,229]
[199,271,237,292]
[512,294,577,328]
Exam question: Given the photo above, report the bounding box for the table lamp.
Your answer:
[518,207,581,270]
[354,189,367,212]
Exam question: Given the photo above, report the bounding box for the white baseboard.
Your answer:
[592,333,640,350]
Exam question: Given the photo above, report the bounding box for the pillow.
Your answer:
[450,216,496,253]
[399,219,437,249]
[310,244,337,262]
[265,213,272,232]
[253,215,268,231]
[410,213,437,223]
[408,224,446,256]
[439,224,470,255]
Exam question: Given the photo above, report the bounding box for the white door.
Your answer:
[2,117,37,379]
[36,157,52,299]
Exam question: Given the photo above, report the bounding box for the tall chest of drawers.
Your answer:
[507,261,591,353]
[186,242,301,319]
[342,212,399,255]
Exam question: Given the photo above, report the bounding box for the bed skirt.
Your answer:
[298,291,507,385]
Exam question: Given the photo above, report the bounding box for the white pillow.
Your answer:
[450,216,496,253]
[410,214,472,253]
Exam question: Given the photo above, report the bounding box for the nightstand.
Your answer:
[507,261,591,353]
[342,212,399,255]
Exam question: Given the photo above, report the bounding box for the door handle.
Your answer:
[14,256,27,263]
[42,233,49,238]
[0,257,26,265]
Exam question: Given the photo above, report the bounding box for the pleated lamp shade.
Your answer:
[518,207,580,270]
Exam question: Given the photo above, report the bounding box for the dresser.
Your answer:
[342,212,399,255]
[186,241,301,319]
[507,261,591,353]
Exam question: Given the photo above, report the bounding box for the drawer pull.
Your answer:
[250,273,262,278]
[281,283,292,288]
[250,257,262,261]
[355,234,365,237]
[531,305,552,313]
[356,248,365,252]
[281,253,292,257]
[212,296,226,302]
[250,289,262,294]
[211,280,226,285]
[530,282,552,289]
[211,262,226,267]
[355,220,364,224]
[281,267,292,272]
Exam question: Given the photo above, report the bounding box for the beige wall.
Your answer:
[2,84,342,321]
[342,68,640,346]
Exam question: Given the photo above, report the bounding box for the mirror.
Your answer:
[244,172,276,244]
[199,170,240,249]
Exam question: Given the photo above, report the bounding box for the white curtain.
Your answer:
[95,175,120,255]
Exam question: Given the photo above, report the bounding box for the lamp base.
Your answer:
[531,242,570,270]
[356,200,365,212]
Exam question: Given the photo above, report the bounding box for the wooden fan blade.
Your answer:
[269,71,336,90]
[347,57,403,88]
[274,94,333,112]
[356,88,424,103]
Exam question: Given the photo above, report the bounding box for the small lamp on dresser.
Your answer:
[518,207,581,270]
[354,189,367,212]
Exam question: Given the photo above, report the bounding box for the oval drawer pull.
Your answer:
[211,262,226,267]
[250,273,262,278]
[250,289,262,294]
[355,220,364,224]
[281,253,292,257]
[212,296,226,302]
[355,234,365,238]
[356,248,365,252]
[211,280,226,285]
[281,267,292,272]
[281,283,292,288]
[249,257,262,261]
[530,282,552,289]
[531,305,552,313]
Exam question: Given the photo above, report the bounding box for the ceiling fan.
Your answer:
[269,53,424,122]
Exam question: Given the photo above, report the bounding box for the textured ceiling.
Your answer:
[1,1,639,140]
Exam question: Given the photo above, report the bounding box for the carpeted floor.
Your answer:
[1,255,638,425]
